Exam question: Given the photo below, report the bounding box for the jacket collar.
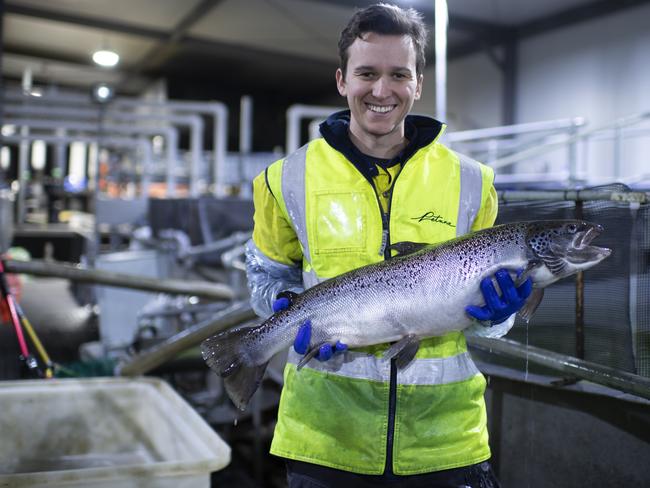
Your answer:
[318,110,444,182]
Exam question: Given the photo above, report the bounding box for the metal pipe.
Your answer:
[4,105,202,196]
[575,200,584,360]
[116,301,257,376]
[179,230,252,260]
[110,99,228,197]
[490,111,650,170]
[240,95,252,154]
[434,0,448,123]
[467,336,650,400]
[4,117,179,196]
[2,133,152,197]
[498,189,650,204]
[2,258,235,300]
[286,104,344,154]
[447,117,586,142]
[4,91,228,196]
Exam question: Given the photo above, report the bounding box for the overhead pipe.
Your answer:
[1,133,153,197]
[112,99,229,197]
[5,103,204,197]
[4,90,229,197]
[286,104,344,155]
[4,117,179,198]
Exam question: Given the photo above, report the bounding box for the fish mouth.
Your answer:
[567,224,611,264]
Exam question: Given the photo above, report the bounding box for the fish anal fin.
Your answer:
[388,241,428,257]
[383,334,420,369]
[518,288,544,323]
[224,361,269,411]
[297,342,329,370]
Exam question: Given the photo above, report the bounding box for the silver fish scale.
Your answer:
[243,224,533,363]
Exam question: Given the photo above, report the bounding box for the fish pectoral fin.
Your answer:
[223,361,269,411]
[296,342,329,370]
[515,260,543,287]
[387,241,429,257]
[383,334,420,369]
[518,288,545,323]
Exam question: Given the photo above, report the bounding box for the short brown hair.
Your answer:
[338,3,428,77]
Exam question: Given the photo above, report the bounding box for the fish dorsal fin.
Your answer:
[388,241,428,257]
[518,288,544,323]
[383,334,420,369]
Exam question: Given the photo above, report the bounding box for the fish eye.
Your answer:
[567,223,578,233]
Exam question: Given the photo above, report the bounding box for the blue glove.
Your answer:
[294,320,348,361]
[272,290,298,313]
[465,269,533,325]
[272,292,347,361]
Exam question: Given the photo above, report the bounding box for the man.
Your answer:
[245,3,530,487]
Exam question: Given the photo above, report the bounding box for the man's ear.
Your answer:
[414,73,423,100]
[336,68,347,96]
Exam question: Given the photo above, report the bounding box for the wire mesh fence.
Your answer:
[494,185,649,378]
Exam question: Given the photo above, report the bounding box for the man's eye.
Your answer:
[359,72,375,79]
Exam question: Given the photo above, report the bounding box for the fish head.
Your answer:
[525,220,611,285]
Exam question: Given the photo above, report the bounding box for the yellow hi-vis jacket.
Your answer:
[251,129,498,475]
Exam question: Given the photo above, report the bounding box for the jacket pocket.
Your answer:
[312,190,368,255]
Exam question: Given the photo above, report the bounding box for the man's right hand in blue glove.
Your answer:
[272,292,347,361]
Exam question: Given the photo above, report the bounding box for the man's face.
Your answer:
[336,33,423,144]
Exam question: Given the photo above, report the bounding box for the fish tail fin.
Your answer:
[224,361,269,411]
[201,327,268,410]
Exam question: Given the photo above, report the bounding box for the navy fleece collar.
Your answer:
[319,110,443,182]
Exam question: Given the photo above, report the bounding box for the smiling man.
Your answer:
[245,3,528,487]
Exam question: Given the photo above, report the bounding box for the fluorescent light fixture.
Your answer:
[92,49,119,67]
[29,88,43,97]
[0,147,10,170]
[1,125,16,137]
[31,140,47,171]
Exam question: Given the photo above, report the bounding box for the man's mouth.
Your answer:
[366,103,397,114]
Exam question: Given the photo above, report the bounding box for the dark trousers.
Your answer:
[286,459,501,488]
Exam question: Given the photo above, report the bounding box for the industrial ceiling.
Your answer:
[3,0,649,102]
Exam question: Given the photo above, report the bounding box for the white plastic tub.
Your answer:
[0,377,230,487]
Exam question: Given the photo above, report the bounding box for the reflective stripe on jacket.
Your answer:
[267,135,497,475]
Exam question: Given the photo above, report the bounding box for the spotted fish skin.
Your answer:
[202,220,610,409]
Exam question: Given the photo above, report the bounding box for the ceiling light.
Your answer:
[91,83,114,104]
[92,49,120,67]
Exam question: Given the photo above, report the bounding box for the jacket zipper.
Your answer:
[382,183,398,476]
[362,162,407,476]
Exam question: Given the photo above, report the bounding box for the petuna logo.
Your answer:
[411,211,455,228]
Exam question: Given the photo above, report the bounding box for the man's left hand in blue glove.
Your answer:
[273,291,348,361]
[465,269,533,325]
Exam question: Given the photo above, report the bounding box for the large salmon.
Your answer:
[202,220,610,409]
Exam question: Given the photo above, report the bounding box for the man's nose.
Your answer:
[371,77,391,98]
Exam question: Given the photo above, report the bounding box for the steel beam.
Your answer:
[119,0,224,85]
[4,1,334,72]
